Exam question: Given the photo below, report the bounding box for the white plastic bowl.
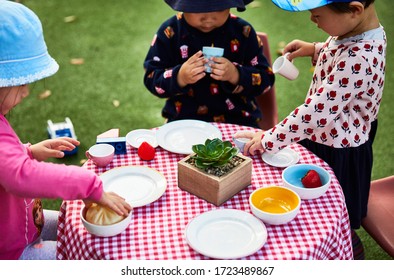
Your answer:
[249,186,301,225]
[282,164,331,200]
[80,206,132,237]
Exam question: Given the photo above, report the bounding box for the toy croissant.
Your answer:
[85,203,126,225]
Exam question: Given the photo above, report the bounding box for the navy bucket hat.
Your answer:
[271,0,362,11]
[165,0,254,13]
[0,0,59,87]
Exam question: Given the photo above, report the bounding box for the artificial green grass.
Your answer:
[10,0,393,260]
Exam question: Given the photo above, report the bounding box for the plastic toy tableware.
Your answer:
[282,164,331,200]
[249,186,301,225]
[85,143,115,167]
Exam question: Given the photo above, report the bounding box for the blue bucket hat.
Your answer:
[0,0,59,87]
[271,0,361,11]
[165,0,253,13]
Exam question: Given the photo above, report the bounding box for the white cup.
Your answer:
[273,53,299,80]
[232,136,250,151]
[202,46,224,73]
[85,144,115,167]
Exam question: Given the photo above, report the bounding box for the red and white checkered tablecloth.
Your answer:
[56,123,353,260]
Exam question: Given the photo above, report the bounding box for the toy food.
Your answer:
[301,170,322,188]
[85,203,125,225]
[138,141,156,161]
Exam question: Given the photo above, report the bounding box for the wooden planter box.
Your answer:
[177,153,252,206]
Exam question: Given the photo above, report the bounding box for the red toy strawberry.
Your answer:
[301,170,322,188]
[138,141,155,161]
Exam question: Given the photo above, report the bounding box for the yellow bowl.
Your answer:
[249,186,301,225]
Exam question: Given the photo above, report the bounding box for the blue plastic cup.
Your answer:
[202,46,224,73]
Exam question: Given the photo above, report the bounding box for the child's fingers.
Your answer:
[46,149,65,158]
[52,139,77,150]
[193,50,203,57]
[190,50,204,61]
[234,131,254,138]
[57,137,80,146]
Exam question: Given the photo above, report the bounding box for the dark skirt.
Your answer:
[299,120,378,229]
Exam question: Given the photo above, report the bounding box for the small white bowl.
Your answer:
[125,129,158,148]
[80,206,132,237]
[249,186,301,225]
[282,164,331,200]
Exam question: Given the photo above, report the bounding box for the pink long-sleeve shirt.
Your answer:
[0,114,103,259]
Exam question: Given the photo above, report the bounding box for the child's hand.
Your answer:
[84,191,132,217]
[210,57,240,85]
[234,130,265,156]
[30,137,80,161]
[177,51,206,87]
[283,39,315,61]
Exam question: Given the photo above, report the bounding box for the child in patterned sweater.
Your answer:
[143,0,275,128]
[235,0,386,259]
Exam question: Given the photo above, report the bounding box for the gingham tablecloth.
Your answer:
[56,123,353,260]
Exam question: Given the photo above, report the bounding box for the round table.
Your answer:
[57,122,353,260]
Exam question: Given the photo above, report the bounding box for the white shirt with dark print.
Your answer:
[262,26,386,153]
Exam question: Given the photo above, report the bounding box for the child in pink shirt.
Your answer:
[0,1,131,260]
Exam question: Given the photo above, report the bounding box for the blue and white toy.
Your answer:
[96,137,127,155]
[95,128,127,155]
[47,117,78,156]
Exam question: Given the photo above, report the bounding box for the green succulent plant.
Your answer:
[191,138,239,170]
